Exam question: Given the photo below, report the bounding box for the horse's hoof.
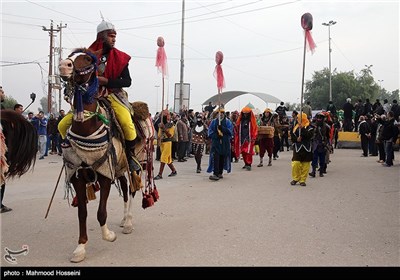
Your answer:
[122,224,133,234]
[103,231,117,242]
[70,243,86,263]
[119,218,126,227]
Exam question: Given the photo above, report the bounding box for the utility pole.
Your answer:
[43,20,64,114]
[322,20,336,102]
[179,0,185,113]
[57,22,67,112]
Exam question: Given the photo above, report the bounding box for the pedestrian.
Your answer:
[257,108,275,167]
[290,112,314,187]
[204,102,217,118]
[13,103,24,114]
[303,101,312,120]
[326,100,337,117]
[31,111,48,160]
[342,98,354,132]
[234,106,258,170]
[191,113,208,173]
[358,115,371,157]
[380,111,399,167]
[154,110,177,179]
[207,107,233,180]
[309,113,330,177]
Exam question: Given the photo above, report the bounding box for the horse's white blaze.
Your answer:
[59,59,74,79]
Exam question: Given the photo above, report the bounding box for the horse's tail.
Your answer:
[0,110,38,178]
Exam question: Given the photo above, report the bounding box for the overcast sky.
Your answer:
[1,0,399,114]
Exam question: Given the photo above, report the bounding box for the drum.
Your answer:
[258,125,274,138]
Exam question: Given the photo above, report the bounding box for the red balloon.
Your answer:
[215,51,223,65]
[301,13,313,31]
[157,36,165,47]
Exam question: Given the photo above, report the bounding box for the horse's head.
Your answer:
[60,49,98,83]
[60,49,100,121]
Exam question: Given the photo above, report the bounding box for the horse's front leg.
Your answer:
[70,178,88,263]
[119,175,134,234]
[97,175,116,242]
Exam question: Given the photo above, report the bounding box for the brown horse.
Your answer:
[59,49,137,262]
[0,110,38,184]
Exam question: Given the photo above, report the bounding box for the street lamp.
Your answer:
[365,64,373,74]
[322,20,337,102]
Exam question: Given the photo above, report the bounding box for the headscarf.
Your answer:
[293,112,309,133]
[237,106,258,137]
[88,28,131,81]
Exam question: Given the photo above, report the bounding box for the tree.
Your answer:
[304,66,398,111]
[1,95,18,109]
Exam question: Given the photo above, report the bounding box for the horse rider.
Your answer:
[58,19,137,171]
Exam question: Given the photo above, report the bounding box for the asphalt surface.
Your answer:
[1,148,399,267]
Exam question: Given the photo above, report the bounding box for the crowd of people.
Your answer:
[1,16,398,215]
[339,98,399,166]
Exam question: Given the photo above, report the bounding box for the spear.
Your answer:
[156,36,168,110]
[299,13,316,129]
[214,51,225,125]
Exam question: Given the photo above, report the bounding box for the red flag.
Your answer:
[155,36,168,77]
[301,13,316,53]
[214,51,225,90]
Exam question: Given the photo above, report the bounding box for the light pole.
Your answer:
[365,64,373,73]
[322,20,336,102]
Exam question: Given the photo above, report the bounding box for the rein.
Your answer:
[76,103,109,125]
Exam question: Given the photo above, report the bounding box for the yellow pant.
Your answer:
[291,161,311,183]
[58,94,137,141]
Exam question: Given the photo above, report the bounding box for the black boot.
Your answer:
[323,163,327,174]
[125,139,138,173]
[309,166,316,177]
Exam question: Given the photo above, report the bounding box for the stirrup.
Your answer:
[127,155,141,173]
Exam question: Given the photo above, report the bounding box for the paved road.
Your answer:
[1,148,399,267]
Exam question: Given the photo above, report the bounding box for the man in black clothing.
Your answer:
[380,111,399,166]
[354,99,364,132]
[326,101,337,117]
[358,116,371,157]
[342,98,354,131]
[275,101,288,117]
[363,98,373,116]
[390,100,400,122]
[204,102,216,118]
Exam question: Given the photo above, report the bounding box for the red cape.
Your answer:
[89,38,131,80]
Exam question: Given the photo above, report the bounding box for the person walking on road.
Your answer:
[207,107,233,181]
[290,112,314,187]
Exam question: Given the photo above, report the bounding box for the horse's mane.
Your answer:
[0,110,38,178]
[70,48,101,59]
